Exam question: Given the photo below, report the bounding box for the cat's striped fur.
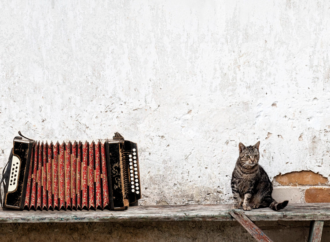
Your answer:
[231,141,288,211]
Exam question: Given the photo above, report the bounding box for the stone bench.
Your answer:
[0,203,328,241]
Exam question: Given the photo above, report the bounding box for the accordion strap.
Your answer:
[18,131,34,141]
[0,149,13,207]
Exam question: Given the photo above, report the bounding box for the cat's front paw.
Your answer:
[233,200,243,209]
[243,205,251,211]
[252,204,260,209]
[233,203,242,209]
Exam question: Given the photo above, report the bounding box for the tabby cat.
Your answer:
[231,141,288,211]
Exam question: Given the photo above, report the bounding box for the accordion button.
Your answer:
[129,155,132,157]
[129,159,132,162]
[129,162,133,165]
[132,189,135,192]
[132,148,136,151]
[136,187,139,190]
[130,166,133,169]
[134,164,137,167]
[133,156,136,159]
[133,152,136,156]
[131,185,134,188]
[135,179,138,182]
[135,172,138,174]
[131,174,133,177]
[134,168,137,171]
[135,176,138,178]
[136,191,140,194]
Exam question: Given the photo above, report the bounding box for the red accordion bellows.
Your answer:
[23,141,110,210]
[30,143,38,210]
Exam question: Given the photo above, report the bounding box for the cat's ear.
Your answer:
[254,141,260,150]
[239,143,246,153]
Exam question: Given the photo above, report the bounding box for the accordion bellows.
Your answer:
[4,132,141,211]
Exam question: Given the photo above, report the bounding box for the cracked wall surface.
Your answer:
[0,0,330,206]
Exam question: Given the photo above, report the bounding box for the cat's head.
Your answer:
[238,141,260,168]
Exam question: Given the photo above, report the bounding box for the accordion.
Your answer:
[2,132,141,211]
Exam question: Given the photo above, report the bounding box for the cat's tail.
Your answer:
[269,199,289,211]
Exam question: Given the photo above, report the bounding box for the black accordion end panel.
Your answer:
[3,133,141,211]
[5,137,34,210]
[106,140,141,210]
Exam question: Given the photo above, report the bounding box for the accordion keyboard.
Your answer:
[8,156,21,193]
[129,148,140,195]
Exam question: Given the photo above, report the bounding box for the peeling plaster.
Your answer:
[0,1,330,205]
[274,171,329,186]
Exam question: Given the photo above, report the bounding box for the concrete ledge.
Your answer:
[272,186,330,203]
[272,186,305,203]
[1,203,330,223]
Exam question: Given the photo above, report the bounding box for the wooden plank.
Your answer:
[0,204,330,223]
[230,210,273,242]
[308,221,324,242]
[245,203,330,221]
[0,204,234,223]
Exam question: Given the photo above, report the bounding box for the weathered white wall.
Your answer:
[0,0,329,205]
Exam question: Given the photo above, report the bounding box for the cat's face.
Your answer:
[238,141,260,168]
